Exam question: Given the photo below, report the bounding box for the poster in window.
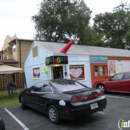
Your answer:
[117,64,123,73]
[108,61,116,75]
[33,67,40,78]
[69,65,85,80]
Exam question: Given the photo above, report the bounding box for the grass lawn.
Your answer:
[0,88,24,108]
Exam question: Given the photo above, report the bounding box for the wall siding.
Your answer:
[24,43,92,88]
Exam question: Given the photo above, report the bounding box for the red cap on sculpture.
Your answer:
[60,40,74,54]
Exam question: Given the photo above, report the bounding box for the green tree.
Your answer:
[32,0,91,43]
[78,26,104,46]
[93,2,130,49]
[124,30,130,49]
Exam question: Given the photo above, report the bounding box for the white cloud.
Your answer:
[0,0,41,50]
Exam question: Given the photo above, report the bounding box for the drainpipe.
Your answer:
[19,40,27,88]
[19,40,21,68]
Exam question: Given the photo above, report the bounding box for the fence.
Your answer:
[0,73,25,90]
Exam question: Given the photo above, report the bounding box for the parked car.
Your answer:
[19,79,107,124]
[93,72,130,93]
[0,116,5,130]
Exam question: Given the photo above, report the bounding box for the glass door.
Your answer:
[52,66,63,79]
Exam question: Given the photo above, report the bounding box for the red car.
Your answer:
[93,72,130,93]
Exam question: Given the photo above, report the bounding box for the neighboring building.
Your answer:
[0,51,3,60]
[24,41,130,88]
[0,34,33,90]
[0,34,33,68]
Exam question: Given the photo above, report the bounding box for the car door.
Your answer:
[121,73,130,92]
[28,82,44,110]
[104,73,124,92]
[23,87,36,107]
[34,83,53,112]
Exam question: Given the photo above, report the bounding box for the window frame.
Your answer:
[32,66,40,79]
[30,82,53,93]
[111,73,124,80]
[32,46,38,58]
[94,65,108,77]
[124,73,130,79]
[69,64,86,80]
[41,85,53,93]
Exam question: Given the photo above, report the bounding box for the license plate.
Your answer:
[90,102,98,109]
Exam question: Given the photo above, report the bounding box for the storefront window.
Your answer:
[94,66,108,76]
[69,65,85,80]
[32,67,40,79]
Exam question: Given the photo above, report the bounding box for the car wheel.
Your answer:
[48,105,60,124]
[0,119,5,130]
[21,96,27,109]
[97,84,106,92]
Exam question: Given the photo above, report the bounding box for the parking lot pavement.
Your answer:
[1,93,130,130]
[0,107,24,130]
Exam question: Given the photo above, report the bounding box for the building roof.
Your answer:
[2,34,33,51]
[35,41,130,57]
[0,59,18,64]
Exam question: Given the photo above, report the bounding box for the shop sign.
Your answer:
[89,56,108,62]
[46,56,68,65]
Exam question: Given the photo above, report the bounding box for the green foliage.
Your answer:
[93,2,130,49]
[32,1,130,47]
[124,30,130,49]
[78,26,104,46]
[32,0,95,44]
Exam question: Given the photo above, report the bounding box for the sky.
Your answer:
[0,0,129,50]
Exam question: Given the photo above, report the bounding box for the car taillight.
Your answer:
[99,90,104,96]
[71,91,104,103]
[71,96,79,103]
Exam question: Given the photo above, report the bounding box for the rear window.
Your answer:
[51,80,87,92]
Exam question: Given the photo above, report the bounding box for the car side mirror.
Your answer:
[26,88,31,92]
[110,77,114,81]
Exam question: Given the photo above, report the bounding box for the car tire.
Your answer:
[21,96,27,109]
[97,84,106,92]
[48,105,60,124]
[0,119,5,130]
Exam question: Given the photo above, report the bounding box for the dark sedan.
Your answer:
[93,72,130,93]
[19,79,107,124]
[0,116,5,130]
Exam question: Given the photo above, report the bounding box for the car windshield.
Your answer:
[112,73,124,80]
[51,80,87,92]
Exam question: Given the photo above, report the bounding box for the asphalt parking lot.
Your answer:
[0,92,130,130]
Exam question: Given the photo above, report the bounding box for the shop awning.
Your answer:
[0,64,23,74]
